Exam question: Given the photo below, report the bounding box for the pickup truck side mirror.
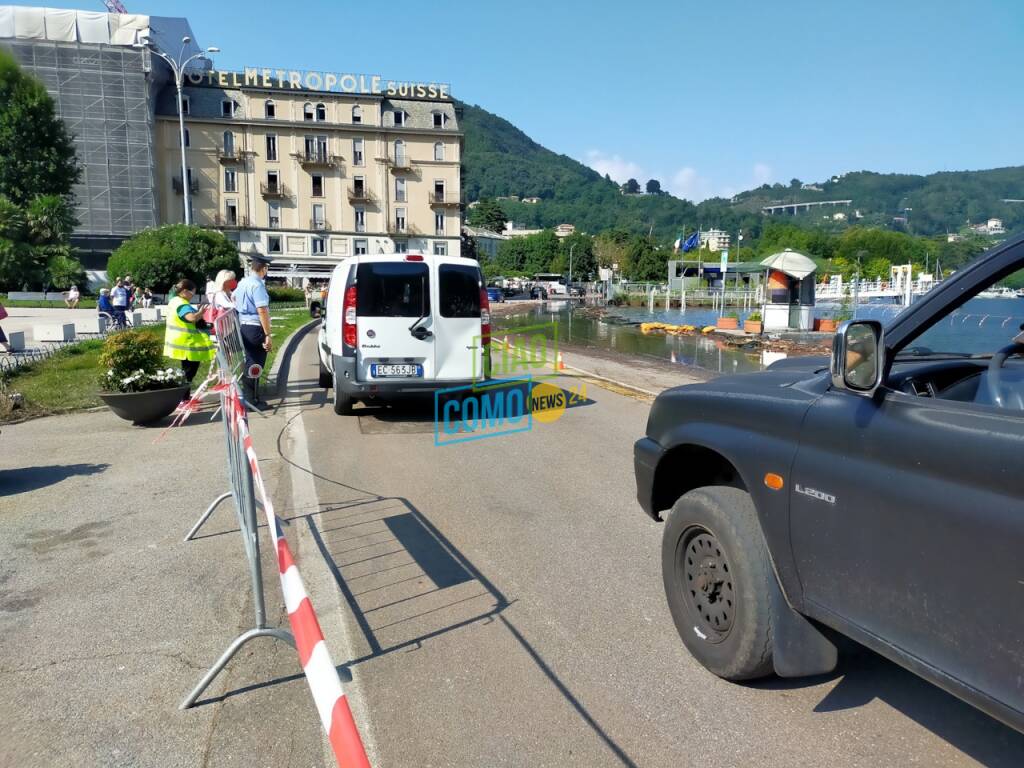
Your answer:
[831,320,884,395]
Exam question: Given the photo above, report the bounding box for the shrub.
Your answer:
[106,225,240,293]
[47,250,86,289]
[747,311,762,322]
[98,329,184,392]
[266,285,305,303]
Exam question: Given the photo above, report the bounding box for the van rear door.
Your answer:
[434,262,484,381]
[355,259,434,381]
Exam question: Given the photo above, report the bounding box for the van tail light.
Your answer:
[343,284,357,347]
[479,287,491,345]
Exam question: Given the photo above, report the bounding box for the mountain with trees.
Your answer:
[459,100,1024,243]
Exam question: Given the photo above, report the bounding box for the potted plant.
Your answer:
[743,311,763,334]
[716,312,740,330]
[97,330,190,424]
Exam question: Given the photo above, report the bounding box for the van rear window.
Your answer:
[439,264,481,318]
[356,262,429,317]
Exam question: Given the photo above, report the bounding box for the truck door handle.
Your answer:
[411,326,432,340]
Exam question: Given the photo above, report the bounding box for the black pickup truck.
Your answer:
[634,236,1024,733]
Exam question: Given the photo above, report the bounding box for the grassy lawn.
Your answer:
[0,310,315,421]
[0,297,99,309]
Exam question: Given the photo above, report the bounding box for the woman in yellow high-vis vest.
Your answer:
[164,279,215,384]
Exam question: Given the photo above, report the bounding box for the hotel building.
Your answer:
[154,72,463,275]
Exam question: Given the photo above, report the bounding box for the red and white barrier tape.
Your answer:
[225,382,371,768]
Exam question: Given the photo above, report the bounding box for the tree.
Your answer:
[467,197,507,234]
[106,225,240,292]
[622,178,641,194]
[645,179,662,195]
[0,50,79,206]
[790,178,802,189]
[0,193,79,290]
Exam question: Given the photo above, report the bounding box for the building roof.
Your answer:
[761,249,817,279]
[462,225,508,240]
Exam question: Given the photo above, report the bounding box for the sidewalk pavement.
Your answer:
[0,400,331,766]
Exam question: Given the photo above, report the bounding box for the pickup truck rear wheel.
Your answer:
[662,486,774,681]
[332,369,354,415]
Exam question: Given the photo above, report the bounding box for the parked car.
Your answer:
[318,252,490,414]
[634,237,1024,732]
[530,285,548,300]
[486,287,505,303]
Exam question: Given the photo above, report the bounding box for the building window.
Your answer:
[267,234,282,254]
[392,110,406,127]
[179,95,189,115]
[353,175,365,196]
[265,134,278,161]
[225,200,237,226]
[395,207,406,232]
[434,179,445,200]
[304,134,328,160]
[433,241,447,257]
[395,177,406,203]
[265,99,275,118]
[181,128,190,148]
[303,102,314,121]
[351,105,362,124]
[394,139,406,165]
[432,111,446,129]
[315,103,327,121]
[394,240,408,254]
[221,99,234,118]
[435,212,445,235]
[224,168,237,192]
[268,200,281,229]
[223,130,234,155]
[354,238,368,256]
[311,174,324,197]
[354,207,365,233]
[266,170,280,192]
[433,141,444,162]
[312,202,325,229]
[312,236,326,255]
[352,138,364,166]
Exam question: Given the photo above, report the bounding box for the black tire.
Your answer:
[318,359,332,388]
[662,486,774,681]
[332,369,354,415]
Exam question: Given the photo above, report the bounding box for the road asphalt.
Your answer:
[1,323,1022,767]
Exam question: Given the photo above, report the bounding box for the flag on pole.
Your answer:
[681,232,700,252]
[673,233,684,253]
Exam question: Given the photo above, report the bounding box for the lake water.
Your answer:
[496,298,1024,375]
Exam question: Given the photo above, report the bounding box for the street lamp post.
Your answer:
[134,36,219,226]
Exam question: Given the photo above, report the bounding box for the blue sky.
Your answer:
[28,0,1024,200]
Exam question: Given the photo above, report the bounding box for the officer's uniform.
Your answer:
[233,258,272,402]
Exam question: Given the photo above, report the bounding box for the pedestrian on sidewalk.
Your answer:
[164,279,215,385]
[64,285,80,309]
[0,300,10,353]
[233,254,273,409]
[110,278,128,328]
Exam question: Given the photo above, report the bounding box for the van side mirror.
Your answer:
[831,320,884,395]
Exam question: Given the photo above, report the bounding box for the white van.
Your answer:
[317,252,491,414]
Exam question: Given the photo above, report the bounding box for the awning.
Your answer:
[760,249,817,280]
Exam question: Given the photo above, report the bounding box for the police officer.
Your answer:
[234,253,273,409]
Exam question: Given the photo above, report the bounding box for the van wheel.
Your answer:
[662,486,774,681]
[332,370,353,415]
[318,360,332,388]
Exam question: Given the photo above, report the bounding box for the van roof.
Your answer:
[330,252,479,278]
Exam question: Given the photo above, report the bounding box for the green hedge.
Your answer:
[106,225,240,292]
[267,285,305,302]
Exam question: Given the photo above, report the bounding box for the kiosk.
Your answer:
[760,249,817,331]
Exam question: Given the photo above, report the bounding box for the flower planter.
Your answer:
[98,385,190,425]
[716,317,739,330]
[818,318,838,333]
[743,320,763,334]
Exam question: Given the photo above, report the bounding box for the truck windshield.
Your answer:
[357,262,429,317]
[439,264,481,318]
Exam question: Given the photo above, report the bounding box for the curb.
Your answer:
[269,318,320,397]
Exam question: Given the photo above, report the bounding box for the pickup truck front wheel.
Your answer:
[662,486,774,681]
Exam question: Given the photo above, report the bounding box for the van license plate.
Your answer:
[371,364,423,378]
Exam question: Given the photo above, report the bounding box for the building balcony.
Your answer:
[379,155,414,172]
[293,151,343,169]
[430,192,460,207]
[172,176,198,194]
[260,182,288,198]
[218,148,241,163]
[310,219,331,231]
[387,221,421,236]
[347,186,376,203]
[212,213,250,229]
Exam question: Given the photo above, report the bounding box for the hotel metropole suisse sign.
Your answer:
[188,68,451,99]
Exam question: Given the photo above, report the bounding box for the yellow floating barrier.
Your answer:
[701,326,716,334]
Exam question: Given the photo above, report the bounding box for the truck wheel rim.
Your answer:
[678,527,734,643]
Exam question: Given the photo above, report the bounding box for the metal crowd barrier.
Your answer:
[175,309,370,767]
